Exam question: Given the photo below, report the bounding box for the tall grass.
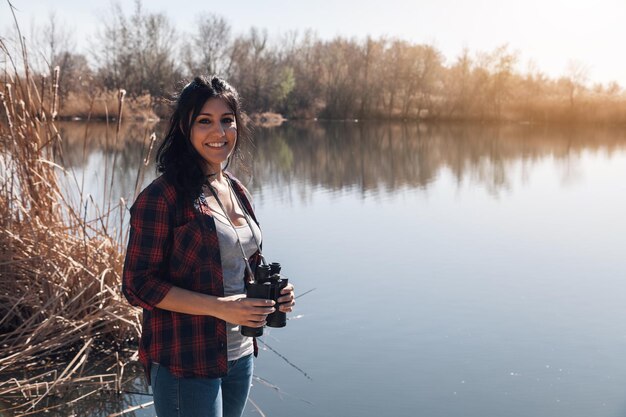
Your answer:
[0,10,151,415]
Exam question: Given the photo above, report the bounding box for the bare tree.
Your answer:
[564,59,589,108]
[38,12,74,73]
[444,48,474,119]
[400,44,442,119]
[91,0,179,96]
[485,44,518,119]
[181,13,232,78]
[27,12,81,100]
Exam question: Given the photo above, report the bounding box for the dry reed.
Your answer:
[0,9,146,414]
[58,90,159,122]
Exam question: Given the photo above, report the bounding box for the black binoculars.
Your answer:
[241,262,289,337]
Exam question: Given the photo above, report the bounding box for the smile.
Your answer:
[205,142,227,148]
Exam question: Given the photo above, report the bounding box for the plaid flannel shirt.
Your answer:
[122,173,261,382]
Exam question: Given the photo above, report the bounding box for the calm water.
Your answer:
[18,122,626,416]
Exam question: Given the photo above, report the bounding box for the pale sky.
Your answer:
[2,0,625,86]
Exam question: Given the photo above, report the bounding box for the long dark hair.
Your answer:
[156,76,249,199]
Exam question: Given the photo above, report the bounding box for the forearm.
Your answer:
[155,286,225,319]
[155,286,276,327]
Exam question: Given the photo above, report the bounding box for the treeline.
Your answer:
[6,1,626,123]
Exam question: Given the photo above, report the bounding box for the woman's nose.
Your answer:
[211,122,225,136]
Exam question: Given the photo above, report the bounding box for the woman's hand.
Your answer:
[218,294,275,327]
[277,283,295,313]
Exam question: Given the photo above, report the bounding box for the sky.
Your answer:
[2,0,625,86]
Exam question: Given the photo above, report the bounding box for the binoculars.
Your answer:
[241,262,289,337]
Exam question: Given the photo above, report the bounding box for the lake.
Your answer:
[22,121,626,416]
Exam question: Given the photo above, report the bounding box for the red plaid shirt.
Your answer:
[122,173,261,382]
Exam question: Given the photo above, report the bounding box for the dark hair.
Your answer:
[156,75,249,199]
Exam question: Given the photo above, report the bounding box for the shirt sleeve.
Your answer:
[122,188,174,310]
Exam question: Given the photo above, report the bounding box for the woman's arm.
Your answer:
[122,187,174,310]
[155,286,275,328]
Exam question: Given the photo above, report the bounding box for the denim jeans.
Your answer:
[150,354,254,417]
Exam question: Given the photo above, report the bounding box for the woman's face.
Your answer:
[189,97,237,174]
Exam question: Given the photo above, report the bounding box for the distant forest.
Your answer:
[3,1,626,123]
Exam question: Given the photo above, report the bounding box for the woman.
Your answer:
[122,76,295,417]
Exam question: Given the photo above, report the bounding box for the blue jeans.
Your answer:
[150,354,254,417]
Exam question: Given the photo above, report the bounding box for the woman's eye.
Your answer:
[222,117,235,124]
[198,118,211,124]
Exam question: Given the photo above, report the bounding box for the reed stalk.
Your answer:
[0,8,142,414]
[51,66,59,120]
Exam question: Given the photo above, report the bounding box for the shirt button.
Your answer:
[219,341,226,350]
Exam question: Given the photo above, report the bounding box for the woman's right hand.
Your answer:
[217,294,275,327]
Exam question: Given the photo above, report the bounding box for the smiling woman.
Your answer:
[190,98,238,175]
[154,77,248,198]
[121,76,296,417]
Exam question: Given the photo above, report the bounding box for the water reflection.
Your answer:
[54,121,162,224]
[250,122,626,201]
[57,121,159,169]
[55,120,626,204]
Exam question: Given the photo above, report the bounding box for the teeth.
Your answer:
[206,142,226,148]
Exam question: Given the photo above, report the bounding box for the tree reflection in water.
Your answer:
[56,120,626,205]
[249,122,626,200]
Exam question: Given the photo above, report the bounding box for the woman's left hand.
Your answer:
[277,283,295,313]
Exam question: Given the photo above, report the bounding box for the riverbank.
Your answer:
[53,91,626,126]
[54,91,290,129]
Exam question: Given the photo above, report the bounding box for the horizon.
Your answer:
[1,0,625,86]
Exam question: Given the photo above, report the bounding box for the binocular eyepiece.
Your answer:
[241,262,289,337]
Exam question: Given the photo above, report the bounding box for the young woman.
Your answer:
[122,76,295,417]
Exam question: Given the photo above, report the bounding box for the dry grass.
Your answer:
[58,90,160,122]
[0,15,149,415]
